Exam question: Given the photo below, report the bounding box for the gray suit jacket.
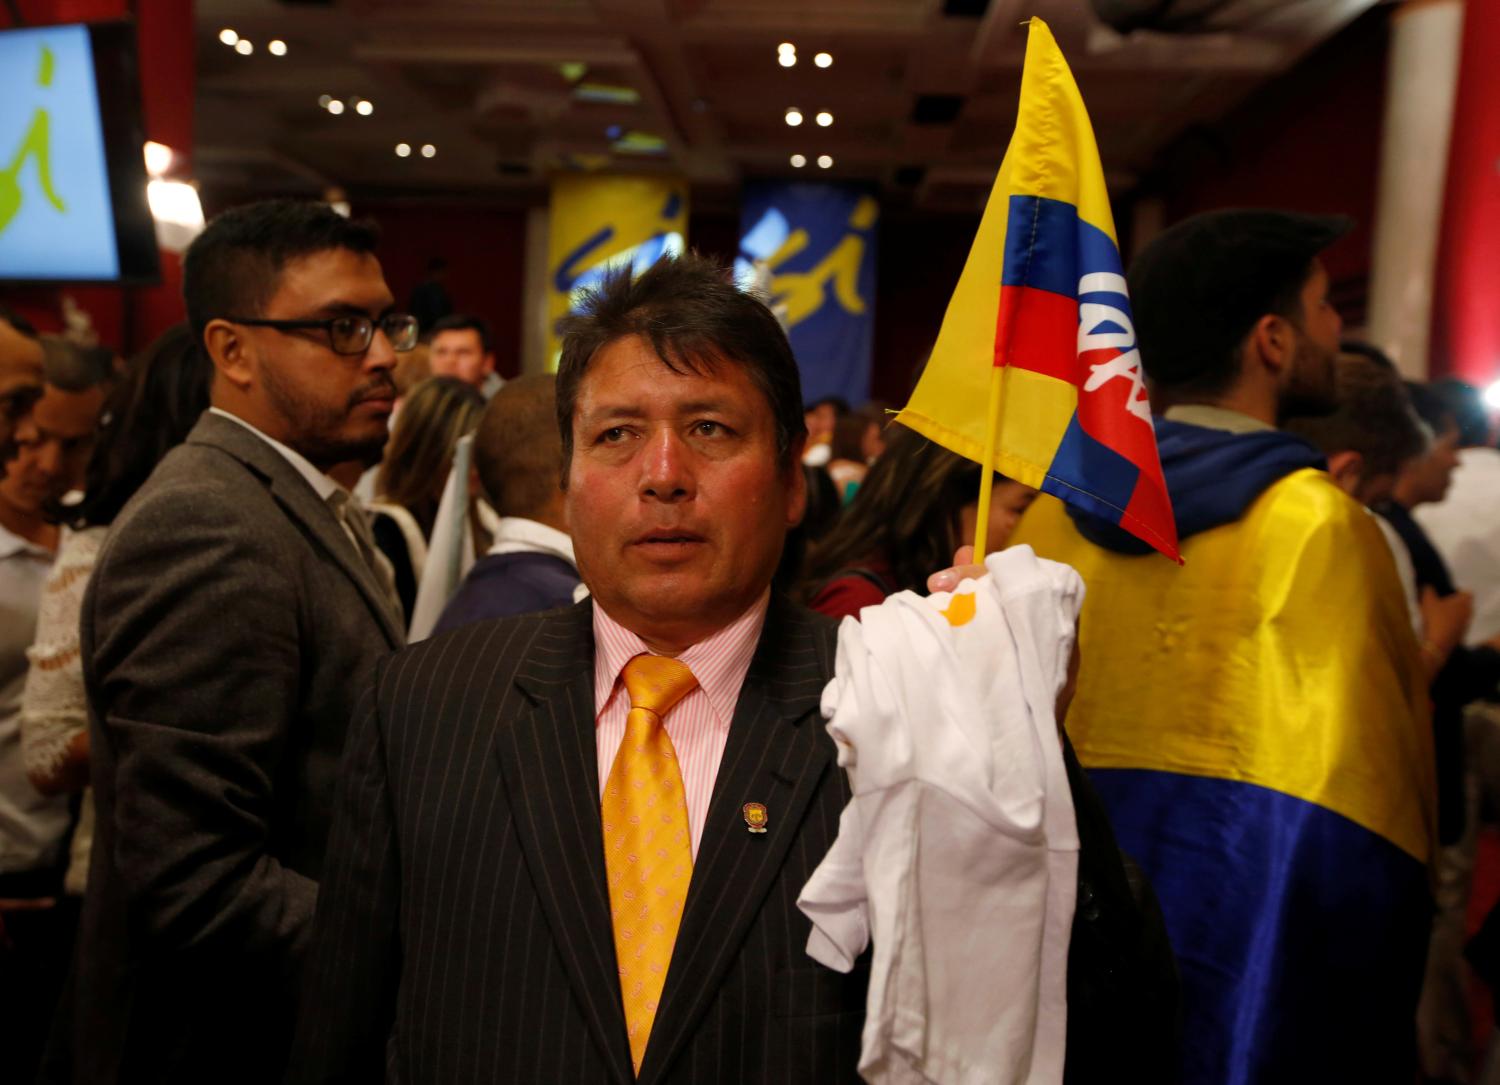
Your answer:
[48,411,404,1084]
[291,595,869,1084]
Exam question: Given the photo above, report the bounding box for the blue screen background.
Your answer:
[0,24,121,280]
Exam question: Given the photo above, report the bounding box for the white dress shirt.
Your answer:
[799,546,1082,1085]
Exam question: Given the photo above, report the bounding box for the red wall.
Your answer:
[358,201,528,377]
[1142,6,1390,323]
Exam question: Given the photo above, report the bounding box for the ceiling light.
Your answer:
[817,154,833,168]
[785,108,803,127]
[815,52,833,68]
[1485,380,1500,409]
[395,142,411,157]
[778,42,796,54]
[355,99,374,116]
[318,94,332,109]
[234,39,253,55]
[142,140,173,178]
[778,52,796,68]
[790,153,806,168]
[268,39,287,57]
[218,28,238,46]
[816,111,833,127]
[421,143,436,158]
[326,98,345,115]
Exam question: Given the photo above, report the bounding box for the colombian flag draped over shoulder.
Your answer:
[896,18,1178,561]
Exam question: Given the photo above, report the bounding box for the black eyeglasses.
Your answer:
[225,312,420,355]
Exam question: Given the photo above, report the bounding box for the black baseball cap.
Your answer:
[1127,209,1351,388]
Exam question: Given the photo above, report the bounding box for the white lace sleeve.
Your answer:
[20,527,104,782]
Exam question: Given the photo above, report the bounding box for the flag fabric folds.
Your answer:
[896,17,1178,561]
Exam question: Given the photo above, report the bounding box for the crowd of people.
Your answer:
[0,195,1498,1084]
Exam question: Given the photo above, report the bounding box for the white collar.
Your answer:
[0,518,53,562]
[209,407,341,502]
[486,516,575,566]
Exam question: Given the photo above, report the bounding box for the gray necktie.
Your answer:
[328,489,403,627]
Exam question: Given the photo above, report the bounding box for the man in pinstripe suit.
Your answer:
[293,254,1177,1084]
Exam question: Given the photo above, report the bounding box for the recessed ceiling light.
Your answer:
[318,94,332,109]
[234,39,253,55]
[778,52,796,68]
[326,98,345,115]
[816,111,833,127]
[355,99,374,116]
[785,108,803,127]
[218,28,238,46]
[268,39,287,57]
[817,154,833,168]
[790,153,806,168]
[395,143,411,157]
[815,52,832,68]
[778,42,796,54]
[421,143,436,158]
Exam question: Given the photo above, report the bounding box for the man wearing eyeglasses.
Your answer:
[44,200,412,1085]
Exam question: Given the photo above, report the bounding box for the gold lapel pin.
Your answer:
[742,802,768,834]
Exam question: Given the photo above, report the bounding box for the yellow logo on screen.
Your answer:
[0,43,67,238]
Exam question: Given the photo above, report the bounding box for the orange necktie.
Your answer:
[602,653,700,1074]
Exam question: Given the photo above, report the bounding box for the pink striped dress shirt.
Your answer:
[593,592,770,858]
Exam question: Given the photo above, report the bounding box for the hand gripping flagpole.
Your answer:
[970,365,1005,559]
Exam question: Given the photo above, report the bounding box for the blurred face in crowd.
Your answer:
[429,328,495,390]
[959,479,1038,556]
[0,383,103,517]
[1399,421,1463,508]
[804,402,837,442]
[207,247,398,471]
[1277,261,1343,420]
[567,334,806,653]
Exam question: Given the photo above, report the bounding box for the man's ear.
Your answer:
[1247,313,1295,377]
[203,319,254,392]
[1325,449,1365,498]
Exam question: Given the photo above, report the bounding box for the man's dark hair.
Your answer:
[806,395,849,415]
[1128,209,1350,402]
[430,313,494,353]
[554,252,806,484]
[0,303,38,338]
[41,336,115,392]
[1426,378,1490,448]
[181,198,381,341]
[1405,381,1458,439]
[1339,339,1399,372]
[474,374,563,519]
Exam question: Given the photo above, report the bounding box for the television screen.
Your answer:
[0,21,159,283]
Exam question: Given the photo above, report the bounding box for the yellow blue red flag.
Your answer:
[896,17,1178,561]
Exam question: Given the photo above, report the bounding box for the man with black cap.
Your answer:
[1013,209,1433,1084]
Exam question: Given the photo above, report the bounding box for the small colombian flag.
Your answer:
[896,17,1179,562]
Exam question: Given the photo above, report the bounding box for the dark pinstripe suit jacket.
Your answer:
[292,594,868,1084]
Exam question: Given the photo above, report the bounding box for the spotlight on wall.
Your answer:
[218,28,238,46]
[268,40,287,57]
[785,108,803,127]
[790,153,807,168]
[147,180,205,254]
[234,39,252,55]
[817,154,833,168]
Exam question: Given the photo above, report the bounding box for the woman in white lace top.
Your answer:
[18,324,212,895]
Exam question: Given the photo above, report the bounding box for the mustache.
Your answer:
[347,377,397,408]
